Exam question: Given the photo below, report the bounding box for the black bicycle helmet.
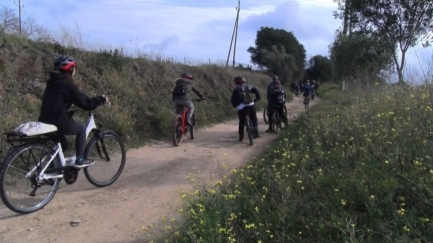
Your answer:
[234,76,246,85]
[272,75,279,82]
[181,73,194,80]
[54,55,76,71]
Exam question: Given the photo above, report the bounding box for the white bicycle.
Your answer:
[0,111,126,214]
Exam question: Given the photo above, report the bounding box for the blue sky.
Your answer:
[4,0,432,79]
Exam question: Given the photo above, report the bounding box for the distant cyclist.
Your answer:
[172,73,205,125]
[230,76,261,141]
[38,55,110,168]
[303,80,311,97]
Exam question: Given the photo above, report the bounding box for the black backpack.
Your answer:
[173,83,186,96]
[239,85,253,104]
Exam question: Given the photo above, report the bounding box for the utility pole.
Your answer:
[14,0,23,36]
[232,0,240,67]
[226,0,240,67]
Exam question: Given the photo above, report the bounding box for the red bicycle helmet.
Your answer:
[234,76,246,85]
[181,73,194,80]
[54,55,76,71]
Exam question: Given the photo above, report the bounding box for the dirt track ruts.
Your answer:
[0,95,316,243]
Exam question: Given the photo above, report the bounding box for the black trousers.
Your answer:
[57,121,86,158]
[237,106,258,136]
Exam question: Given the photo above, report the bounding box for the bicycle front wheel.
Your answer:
[172,115,183,146]
[84,131,126,187]
[0,143,61,214]
[263,107,268,124]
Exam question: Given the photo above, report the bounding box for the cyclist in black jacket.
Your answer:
[230,76,261,141]
[38,55,109,168]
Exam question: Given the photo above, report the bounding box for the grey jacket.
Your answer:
[172,78,204,101]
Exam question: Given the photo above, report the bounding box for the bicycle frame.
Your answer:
[178,107,191,134]
[25,112,98,181]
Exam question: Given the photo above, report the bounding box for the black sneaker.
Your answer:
[74,158,95,168]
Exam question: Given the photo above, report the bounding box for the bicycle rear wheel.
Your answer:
[84,131,126,187]
[0,143,61,214]
[263,107,269,124]
[172,115,183,146]
[246,116,253,146]
[189,114,195,140]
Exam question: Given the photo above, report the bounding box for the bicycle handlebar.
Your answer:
[191,98,205,102]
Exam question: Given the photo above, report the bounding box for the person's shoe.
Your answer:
[239,135,244,141]
[187,119,193,126]
[74,158,95,168]
[265,129,272,133]
[253,133,261,139]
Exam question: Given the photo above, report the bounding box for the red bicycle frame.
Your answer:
[179,107,191,134]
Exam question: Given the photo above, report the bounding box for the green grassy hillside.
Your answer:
[0,33,282,154]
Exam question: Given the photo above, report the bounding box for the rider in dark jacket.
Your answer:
[230,76,261,141]
[38,55,108,168]
[266,78,288,132]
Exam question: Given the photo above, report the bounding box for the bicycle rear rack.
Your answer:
[4,132,53,149]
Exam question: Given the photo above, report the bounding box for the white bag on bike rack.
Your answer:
[13,122,58,136]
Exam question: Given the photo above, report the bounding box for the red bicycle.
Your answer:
[172,99,203,146]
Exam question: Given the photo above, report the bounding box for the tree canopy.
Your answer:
[329,31,394,85]
[305,55,334,83]
[333,0,433,83]
[248,27,306,83]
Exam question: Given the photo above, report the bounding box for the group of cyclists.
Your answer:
[290,79,319,99]
[172,72,294,142]
[41,55,318,159]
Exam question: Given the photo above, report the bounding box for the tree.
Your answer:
[248,27,306,81]
[329,31,393,87]
[305,55,334,82]
[0,6,18,34]
[260,45,298,84]
[333,0,433,83]
[0,5,48,40]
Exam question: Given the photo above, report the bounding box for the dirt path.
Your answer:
[0,96,316,243]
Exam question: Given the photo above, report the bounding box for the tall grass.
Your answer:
[0,33,272,155]
[146,83,433,242]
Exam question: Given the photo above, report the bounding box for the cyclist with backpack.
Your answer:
[230,76,261,141]
[303,80,311,97]
[172,73,205,125]
[266,79,288,133]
